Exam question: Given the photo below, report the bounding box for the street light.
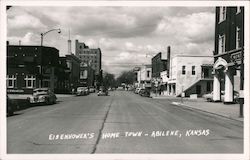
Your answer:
[41,28,61,46]
[39,28,61,88]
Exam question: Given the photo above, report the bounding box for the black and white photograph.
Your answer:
[0,0,249,160]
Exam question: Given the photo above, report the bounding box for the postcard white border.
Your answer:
[0,1,249,160]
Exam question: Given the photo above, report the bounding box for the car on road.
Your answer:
[7,95,18,116]
[89,87,96,93]
[134,88,142,94]
[97,87,108,96]
[76,87,89,96]
[28,88,57,105]
[139,89,151,97]
[203,90,239,103]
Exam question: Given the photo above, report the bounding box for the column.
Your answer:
[171,84,174,96]
[224,69,234,103]
[167,84,170,95]
[213,72,220,101]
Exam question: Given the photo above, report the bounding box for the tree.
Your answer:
[103,72,116,88]
[116,70,136,86]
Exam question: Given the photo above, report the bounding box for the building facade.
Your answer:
[79,62,95,87]
[168,55,213,97]
[65,54,81,90]
[213,6,244,103]
[75,40,102,76]
[7,44,59,94]
[136,65,152,89]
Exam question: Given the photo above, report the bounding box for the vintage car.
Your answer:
[139,89,151,97]
[97,87,108,96]
[27,88,57,105]
[89,87,96,93]
[203,90,239,103]
[76,87,89,96]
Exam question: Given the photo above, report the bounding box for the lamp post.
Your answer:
[39,28,61,88]
[41,28,61,46]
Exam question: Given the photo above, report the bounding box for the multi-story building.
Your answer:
[75,40,102,76]
[136,65,152,89]
[168,55,213,97]
[151,46,171,94]
[7,44,59,94]
[213,6,244,103]
[79,62,95,87]
[65,54,81,90]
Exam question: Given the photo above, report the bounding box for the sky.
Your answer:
[7,6,215,77]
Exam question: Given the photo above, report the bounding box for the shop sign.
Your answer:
[230,51,242,64]
[7,89,24,93]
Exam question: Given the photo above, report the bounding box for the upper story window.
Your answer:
[24,75,36,88]
[236,6,241,14]
[182,66,186,75]
[218,34,226,54]
[236,26,241,49]
[7,75,17,88]
[192,66,196,75]
[147,70,150,78]
[219,7,226,23]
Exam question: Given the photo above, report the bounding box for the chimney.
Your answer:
[167,46,170,60]
[68,30,72,54]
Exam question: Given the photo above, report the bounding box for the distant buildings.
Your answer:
[213,6,244,103]
[135,65,152,89]
[75,40,102,76]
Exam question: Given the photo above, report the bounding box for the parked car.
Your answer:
[27,88,57,105]
[134,88,142,94]
[203,90,239,103]
[89,87,96,93]
[76,87,89,96]
[139,89,151,97]
[97,87,108,96]
[7,95,18,116]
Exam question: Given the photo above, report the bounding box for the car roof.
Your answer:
[33,88,50,91]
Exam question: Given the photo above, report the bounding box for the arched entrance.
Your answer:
[213,58,234,103]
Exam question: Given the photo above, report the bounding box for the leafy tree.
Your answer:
[103,72,116,88]
[116,70,136,86]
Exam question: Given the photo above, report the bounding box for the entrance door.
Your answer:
[196,85,201,96]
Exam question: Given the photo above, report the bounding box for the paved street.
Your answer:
[7,91,243,153]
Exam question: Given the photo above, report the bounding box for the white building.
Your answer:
[136,65,152,88]
[167,55,214,97]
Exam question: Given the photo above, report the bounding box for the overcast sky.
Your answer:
[7,6,215,77]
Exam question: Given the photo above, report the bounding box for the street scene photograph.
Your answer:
[2,1,248,159]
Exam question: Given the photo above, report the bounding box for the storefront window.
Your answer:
[25,75,36,88]
[7,75,17,88]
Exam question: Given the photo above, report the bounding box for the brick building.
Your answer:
[213,6,244,103]
[7,44,59,94]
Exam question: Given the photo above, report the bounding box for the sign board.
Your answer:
[239,90,244,98]
[230,51,242,64]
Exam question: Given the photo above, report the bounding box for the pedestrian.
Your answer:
[71,88,75,95]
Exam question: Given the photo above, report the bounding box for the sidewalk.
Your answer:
[8,94,74,99]
[171,98,243,122]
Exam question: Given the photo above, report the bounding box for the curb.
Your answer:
[171,102,243,123]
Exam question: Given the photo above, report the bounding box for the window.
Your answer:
[24,75,36,88]
[218,34,225,54]
[147,71,150,78]
[7,75,17,88]
[236,26,240,49]
[219,7,226,22]
[182,66,186,75]
[192,66,196,75]
[236,6,241,14]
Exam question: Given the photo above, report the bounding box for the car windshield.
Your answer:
[33,90,49,96]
